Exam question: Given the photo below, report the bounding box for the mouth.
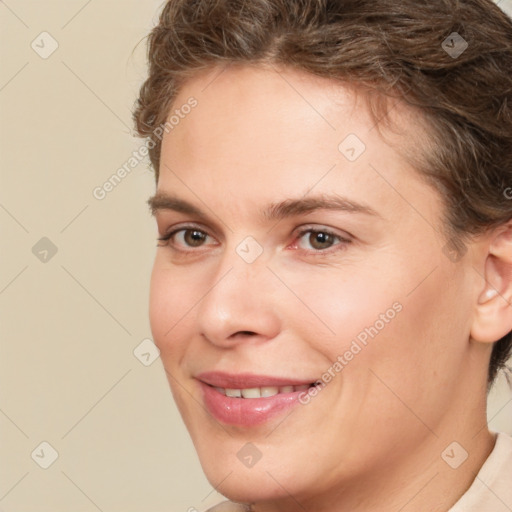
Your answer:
[196,372,321,426]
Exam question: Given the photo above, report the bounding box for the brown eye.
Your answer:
[293,228,351,254]
[157,227,213,249]
[183,229,207,247]
[308,231,336,250]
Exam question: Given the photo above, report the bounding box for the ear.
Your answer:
[471,221,512,343]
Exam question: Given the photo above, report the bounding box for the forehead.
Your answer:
[167,63,425,139]
[157,64,437,225]
[167,64,373,156]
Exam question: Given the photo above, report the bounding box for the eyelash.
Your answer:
[157,224,352,256]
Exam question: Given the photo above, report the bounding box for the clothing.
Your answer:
[447,431,512,512]
[205,432,512,512]
[205,502,247,512]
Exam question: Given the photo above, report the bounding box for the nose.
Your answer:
[195,249,281,349]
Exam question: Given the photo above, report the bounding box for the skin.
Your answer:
[147,63,512,512]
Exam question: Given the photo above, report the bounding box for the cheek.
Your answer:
[148,259,194,358]
[148,261,198,417]
[285,253,466,385]
[280,262,402,360]
[348,259,472,412]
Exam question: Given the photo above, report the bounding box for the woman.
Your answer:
[133,1,512,510]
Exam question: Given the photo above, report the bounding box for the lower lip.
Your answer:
[199,381,307,427]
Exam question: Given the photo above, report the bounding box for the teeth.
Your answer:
[215,384,313,398]
[241,388,261,398]
[261,386,279,397]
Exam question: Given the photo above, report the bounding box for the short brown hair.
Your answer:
[133,0,512,384]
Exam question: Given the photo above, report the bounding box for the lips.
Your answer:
[196,371,319,426]
[197,371,316,389]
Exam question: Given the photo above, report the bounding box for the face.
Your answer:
[148,64,479,507]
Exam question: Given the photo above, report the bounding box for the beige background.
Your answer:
[1,1,511,511]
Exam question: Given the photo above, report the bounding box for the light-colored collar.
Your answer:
[205,501,252,512]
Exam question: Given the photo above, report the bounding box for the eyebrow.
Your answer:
[147,192,381,222]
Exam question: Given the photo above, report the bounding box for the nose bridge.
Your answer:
[210,235,270,299]
[195,239,279,345]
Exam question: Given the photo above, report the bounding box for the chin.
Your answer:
[198,452,305,505]
[205,473,288,505]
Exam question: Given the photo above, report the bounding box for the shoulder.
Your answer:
[495,431,512,452]
[204,501,251,512]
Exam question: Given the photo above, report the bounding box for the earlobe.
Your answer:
[471,222,512,344]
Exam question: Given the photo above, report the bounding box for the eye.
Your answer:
[157,226,213,249]
[294,228,351,252]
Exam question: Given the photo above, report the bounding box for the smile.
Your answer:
[213,384,313,398]
[196,372,321,426]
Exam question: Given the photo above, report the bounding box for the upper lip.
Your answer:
[197,371,315,389]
